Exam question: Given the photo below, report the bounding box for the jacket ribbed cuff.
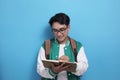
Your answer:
[49,69,57,77]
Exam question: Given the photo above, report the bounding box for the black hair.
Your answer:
[49,13,70,26]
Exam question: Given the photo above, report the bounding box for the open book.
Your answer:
[42,59,77,72]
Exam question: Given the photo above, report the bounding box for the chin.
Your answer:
[58,39,65,43]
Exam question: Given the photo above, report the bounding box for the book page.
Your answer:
[42,60,77,72]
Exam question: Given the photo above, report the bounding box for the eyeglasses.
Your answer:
[52,27,68,34]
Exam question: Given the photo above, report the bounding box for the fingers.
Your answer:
[51,62,72,73]
[51,63,66,73]
[59,55,68,60]
[51,56,71,73]
[58,63,72,72]
[58,55,69,62]
[60,65,72,71]
[59,62,66,67]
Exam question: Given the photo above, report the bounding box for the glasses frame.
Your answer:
[52,27,68,34]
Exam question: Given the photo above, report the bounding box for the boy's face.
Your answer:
[52,22,70,44]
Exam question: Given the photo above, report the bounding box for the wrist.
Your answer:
[49,69,57,77]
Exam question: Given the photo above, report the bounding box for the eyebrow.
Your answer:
[52,26,67,30]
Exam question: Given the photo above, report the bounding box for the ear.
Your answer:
[67,25,70,31]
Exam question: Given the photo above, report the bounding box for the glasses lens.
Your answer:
[52,27,68,33]
[59,27,67,33]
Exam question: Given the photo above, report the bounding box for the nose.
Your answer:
[57,31,62,36]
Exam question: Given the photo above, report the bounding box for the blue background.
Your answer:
[0,0,120,80]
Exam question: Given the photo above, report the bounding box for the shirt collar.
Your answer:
[54,37,70,46]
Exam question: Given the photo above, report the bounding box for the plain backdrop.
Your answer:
[0,0,120,80]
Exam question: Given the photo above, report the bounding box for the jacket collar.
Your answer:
[54,36,70,46]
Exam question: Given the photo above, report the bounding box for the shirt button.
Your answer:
[68,73,71,76]
[65,48,67,50]
[56,56,58,58]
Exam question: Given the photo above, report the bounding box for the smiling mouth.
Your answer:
[57,36,64,39]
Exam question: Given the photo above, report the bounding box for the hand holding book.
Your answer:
[58,55,70,62]
[42,55,77,72]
